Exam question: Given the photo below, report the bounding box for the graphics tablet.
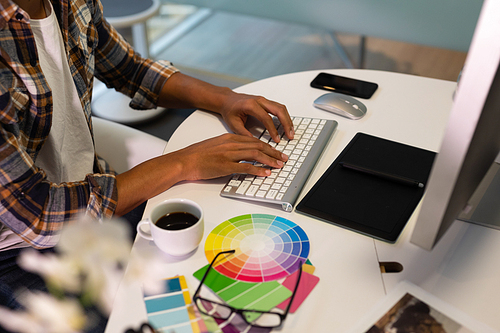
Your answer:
[296,133,436,242]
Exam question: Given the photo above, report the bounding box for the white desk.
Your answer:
[106,69,500,332]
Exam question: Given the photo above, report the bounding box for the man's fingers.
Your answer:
[246,108,280,143]
[258,99,294,140]
[228,120,255,139]
[226,135,288,166]
[175,133,289,181]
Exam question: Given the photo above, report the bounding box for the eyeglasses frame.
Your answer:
[192,249,303,329]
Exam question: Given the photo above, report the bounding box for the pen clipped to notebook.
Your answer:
[340,162,425,188]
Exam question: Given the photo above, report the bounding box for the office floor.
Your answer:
[125,3,467,141]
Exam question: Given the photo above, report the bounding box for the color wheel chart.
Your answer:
[205,214,310,282]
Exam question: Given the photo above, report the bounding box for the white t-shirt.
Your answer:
[0,2,95,250]
[32,2,95,183]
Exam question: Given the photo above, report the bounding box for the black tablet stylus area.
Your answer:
[296,133,436,243]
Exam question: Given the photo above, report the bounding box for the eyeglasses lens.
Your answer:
[242,311,282,327]
[196,298,282,328]
[195,298,232,319]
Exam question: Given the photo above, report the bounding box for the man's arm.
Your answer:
[93,0,294,141]
[114,133,288,216]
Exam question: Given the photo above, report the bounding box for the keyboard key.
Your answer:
[261,134,272,142]
[260,184,271,191]
[266,190,278,199]
[275,177,286,184]
[236,181,251,194]
[299,138,309,145]
[246,185,259,196]
[279,171,289,178]
[264,178,274,185]
[229,180,241,187]
[256,190,267,198]
[253,179,263,185]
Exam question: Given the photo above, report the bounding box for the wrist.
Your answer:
[204,86,233,114]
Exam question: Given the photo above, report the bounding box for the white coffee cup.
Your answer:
[137,198,204,256]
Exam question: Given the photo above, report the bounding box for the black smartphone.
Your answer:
[310,72,378,99]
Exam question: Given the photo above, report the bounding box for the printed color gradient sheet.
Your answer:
[205,214,310,282]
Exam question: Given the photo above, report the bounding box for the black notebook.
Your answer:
[296,133,436,242]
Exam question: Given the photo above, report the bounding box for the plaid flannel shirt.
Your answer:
[0,0,177,248]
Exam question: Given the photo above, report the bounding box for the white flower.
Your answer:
[18,250,81,294]
[6,215,147,331]
[0,291,86,333]
[55,216,133,314]
[57,215,131,264]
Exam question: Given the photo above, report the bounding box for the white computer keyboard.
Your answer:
[220,116,338,211]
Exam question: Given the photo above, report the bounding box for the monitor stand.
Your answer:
[459,157,500,229]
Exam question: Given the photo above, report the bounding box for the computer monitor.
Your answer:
[410,0,500,251]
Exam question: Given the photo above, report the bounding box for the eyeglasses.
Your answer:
[193,249,303,329]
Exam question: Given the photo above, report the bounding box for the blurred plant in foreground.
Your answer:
[0,216,165,333]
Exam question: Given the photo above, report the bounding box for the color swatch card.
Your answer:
[143,276,207,333]
[276,270,320,313]
[204,214,310,282]
[193,265,292,318]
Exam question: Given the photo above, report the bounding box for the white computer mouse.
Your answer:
[313,92,367,119]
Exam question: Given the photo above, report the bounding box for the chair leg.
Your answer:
[132,22,150,58]
[359,35,366,69]
[324,32,354,69]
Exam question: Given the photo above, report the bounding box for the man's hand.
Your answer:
[168,133,288,181]
[218,92,295,143]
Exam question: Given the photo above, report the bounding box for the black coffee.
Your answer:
[155,212,199,230]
